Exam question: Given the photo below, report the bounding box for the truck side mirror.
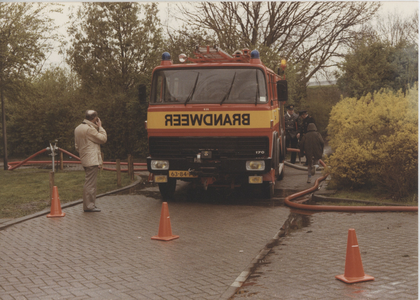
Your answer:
[277,80,288,102]
[138,84,147,103]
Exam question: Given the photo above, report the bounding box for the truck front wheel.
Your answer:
[158,178,176,199]
[262,181,274,199]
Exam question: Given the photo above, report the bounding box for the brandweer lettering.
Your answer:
[165,113,250,126]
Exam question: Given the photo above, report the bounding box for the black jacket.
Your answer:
[299,123,324,165]
[284,112,299,138]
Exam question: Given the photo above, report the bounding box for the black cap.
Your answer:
[298,110,307,116]
[286,104,294,110]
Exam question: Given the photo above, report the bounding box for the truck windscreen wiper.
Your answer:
[184,73,200,106]
[220,72,236,105]
[254,70,260,105]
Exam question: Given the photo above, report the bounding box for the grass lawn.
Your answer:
[0,168,134,218]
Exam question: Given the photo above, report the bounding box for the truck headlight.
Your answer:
[246,161,265,171]
[151,160,169,170]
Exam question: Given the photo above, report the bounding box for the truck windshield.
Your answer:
[150,68,267,104]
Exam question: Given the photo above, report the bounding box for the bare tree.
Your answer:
[375,10,419,46]
[406,10,419,46]
[176,2,380,102]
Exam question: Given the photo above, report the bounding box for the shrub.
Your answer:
[325,85,418,199]
[325,139,376,188]
[372,122,418,198]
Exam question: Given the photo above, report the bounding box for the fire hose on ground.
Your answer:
[284,148,417,212]
[6,147,417,212]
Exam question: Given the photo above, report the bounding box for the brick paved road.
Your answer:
[1,164,417,300]
[0,191,290,299]
[232,211,418,299]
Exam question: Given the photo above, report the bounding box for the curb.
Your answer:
[219,213,294,299]
[0,175,143,231]
[285,163,415,208]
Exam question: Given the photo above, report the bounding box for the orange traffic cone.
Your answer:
[336,228,374,283]
[151,202,179,241]
[47,186,66,218]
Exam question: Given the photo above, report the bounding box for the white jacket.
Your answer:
[74,119,107,167]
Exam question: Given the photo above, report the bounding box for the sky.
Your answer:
[45,1,419,67]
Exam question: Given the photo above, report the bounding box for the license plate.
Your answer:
[169,170,198,178]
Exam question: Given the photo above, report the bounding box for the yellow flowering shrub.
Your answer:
[326,85,418,198]
[325,139,375,187]
[371,123,418,198]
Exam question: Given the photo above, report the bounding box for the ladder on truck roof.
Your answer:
[189,45,252,63]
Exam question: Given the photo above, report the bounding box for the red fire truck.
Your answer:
[141,46,288,199]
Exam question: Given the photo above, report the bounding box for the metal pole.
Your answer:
[0,59,9,170]
[49,171,54,205]
[50,142,55,173]
[116,159,121,187]
[1,79,7,171]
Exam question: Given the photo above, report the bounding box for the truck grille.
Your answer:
[149,137,269,158]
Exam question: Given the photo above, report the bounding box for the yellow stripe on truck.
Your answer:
[147,110,277,129]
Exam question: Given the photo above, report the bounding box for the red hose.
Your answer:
[103,162,146,166]
[284,157,418,212]
[8,148,48,171]
[102,167,146,172]
[58,148,80,161]
[11,147,416,212]
[9,161,73,165]
[58,148,146,170]
[8,148,146,171]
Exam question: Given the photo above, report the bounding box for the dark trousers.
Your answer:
[286,133,298,163]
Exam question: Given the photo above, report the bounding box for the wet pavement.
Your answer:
[0,163,418,299]
[231,211,418,299]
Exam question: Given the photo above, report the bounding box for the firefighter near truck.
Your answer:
[140,46,289,199]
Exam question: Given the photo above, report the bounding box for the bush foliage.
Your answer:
[335,39,418,99]
[302,85,342,136]
[325,86,418,199]
[6,68,82,155]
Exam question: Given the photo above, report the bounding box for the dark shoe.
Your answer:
[307,176,311,183]
[84,208,101,212]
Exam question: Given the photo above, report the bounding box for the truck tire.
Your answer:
[262,181,274,199]
[277,166,284,180]
[274,136,280,178]
[279,131,286,162]
[158,178,176,199]
[278,163,284,180]
[278,131,286,180]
